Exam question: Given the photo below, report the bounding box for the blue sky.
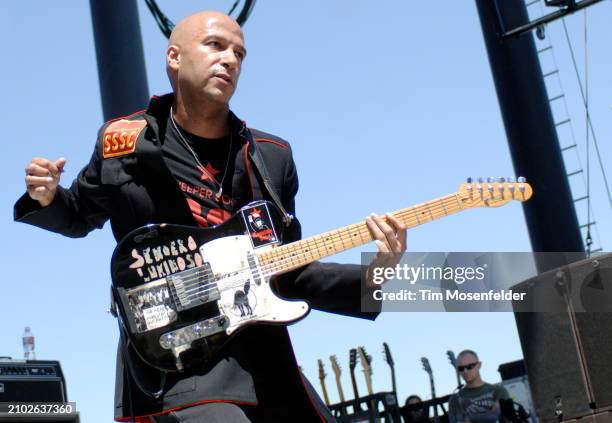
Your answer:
[1,1,611,421]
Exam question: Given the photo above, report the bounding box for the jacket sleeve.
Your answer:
[273,144,380,320]
[14,141,111,238]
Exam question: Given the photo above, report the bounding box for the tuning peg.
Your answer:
[517,176,526,183]
[478,177,484,183]
[467,177,473,183]
[498,177,505,183]
[487,176,494,183]
[508,176,516,183]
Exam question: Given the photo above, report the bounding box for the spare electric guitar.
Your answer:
[358,345,377,416]
[349,348,362,411]
[110,178,532,371]
[318,359,331,407]
[383,342,398,405]
[330,354,347,414]
[421,357,439,422]
[447,350,463,390]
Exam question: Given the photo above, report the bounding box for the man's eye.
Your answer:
[207,41,220,48]
[235,51,244,60]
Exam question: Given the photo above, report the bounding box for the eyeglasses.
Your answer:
[457,362,478,372]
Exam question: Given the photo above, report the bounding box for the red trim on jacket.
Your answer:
[298,369,328,423]
[114,399,258,422]
[106,108,148,125]
[245,140,255,199]
[255,138,287,149]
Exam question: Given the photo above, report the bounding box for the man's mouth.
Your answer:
[214,74,232,85]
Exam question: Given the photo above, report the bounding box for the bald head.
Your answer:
[166,11,246,107]
[169,11,243,50]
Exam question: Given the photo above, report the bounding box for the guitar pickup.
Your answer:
[167,263,220,311]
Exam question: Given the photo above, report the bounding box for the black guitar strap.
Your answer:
[244,128,293,228]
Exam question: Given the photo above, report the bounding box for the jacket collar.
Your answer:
[143,93,247,142]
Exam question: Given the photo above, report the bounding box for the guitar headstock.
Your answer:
[330,355,342,378]
[318,359,327,381]
[358,346,373,376]
[349,348,358,371]
[457,177,533,209]
[383,342,394,367]
[447,350,457,367]
[421,357,432,375]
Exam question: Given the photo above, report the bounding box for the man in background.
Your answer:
[448,350,509,423]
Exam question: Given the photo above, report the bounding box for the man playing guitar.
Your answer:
[16,11,406,423]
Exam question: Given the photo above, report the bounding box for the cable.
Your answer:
[561,18,612,210]
[144,0,257,39]
[583,9,592,256]
[144,0,174,38]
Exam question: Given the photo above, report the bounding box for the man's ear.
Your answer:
[167,45,181,69]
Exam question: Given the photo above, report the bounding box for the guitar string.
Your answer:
[141,195,467,304]
[135,187,521,305]
[150,194,474,304]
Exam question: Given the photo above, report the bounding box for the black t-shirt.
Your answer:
[162,116,242,227]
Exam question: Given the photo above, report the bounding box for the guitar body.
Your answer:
[110,201,309,372]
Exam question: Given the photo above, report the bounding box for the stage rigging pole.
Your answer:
[474,0,584,271]
[90,0,150,121]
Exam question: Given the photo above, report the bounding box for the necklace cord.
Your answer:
[170,107,233,200]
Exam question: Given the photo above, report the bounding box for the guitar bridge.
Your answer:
[159,315,229,351]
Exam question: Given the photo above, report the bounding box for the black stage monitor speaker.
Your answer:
[0,360,67,402]
[513,253,612,423]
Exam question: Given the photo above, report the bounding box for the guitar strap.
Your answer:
[244,128,293,228]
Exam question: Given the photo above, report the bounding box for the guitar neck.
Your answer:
[430,375,436,398]
[319,379,330,406]
[364,373,373,395]
[257,193,463,276]
[349,370,360,399]
[335,376,346,402]
[429,375,438,417]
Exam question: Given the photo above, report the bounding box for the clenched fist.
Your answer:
[25,157,66,207]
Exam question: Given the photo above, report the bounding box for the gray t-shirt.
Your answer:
[448,383,510,423]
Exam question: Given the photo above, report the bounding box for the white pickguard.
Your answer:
[199,235,309,335]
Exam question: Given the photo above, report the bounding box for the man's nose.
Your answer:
[220,48,239,69]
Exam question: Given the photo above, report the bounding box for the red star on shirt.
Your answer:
[197,163,220,182]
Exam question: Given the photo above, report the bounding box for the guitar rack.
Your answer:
[329,391,403,423]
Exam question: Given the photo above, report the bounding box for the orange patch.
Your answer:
[102,119,147,158]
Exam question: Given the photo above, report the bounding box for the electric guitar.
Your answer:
[330,354,347,414]
[383,342,398,405]
[421,357,439,422]
[358,346,377,415]
[110,178,532,371]
[349,348,362,411]
[318,359,331,407]
[447,350,463,390]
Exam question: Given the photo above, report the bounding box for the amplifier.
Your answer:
[0,360,67,403]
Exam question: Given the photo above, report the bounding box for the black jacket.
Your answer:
[14,94,378,422]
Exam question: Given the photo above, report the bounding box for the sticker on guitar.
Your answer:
[241,203,279,248]
[129,235,204,282]
[230,279,257,319]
